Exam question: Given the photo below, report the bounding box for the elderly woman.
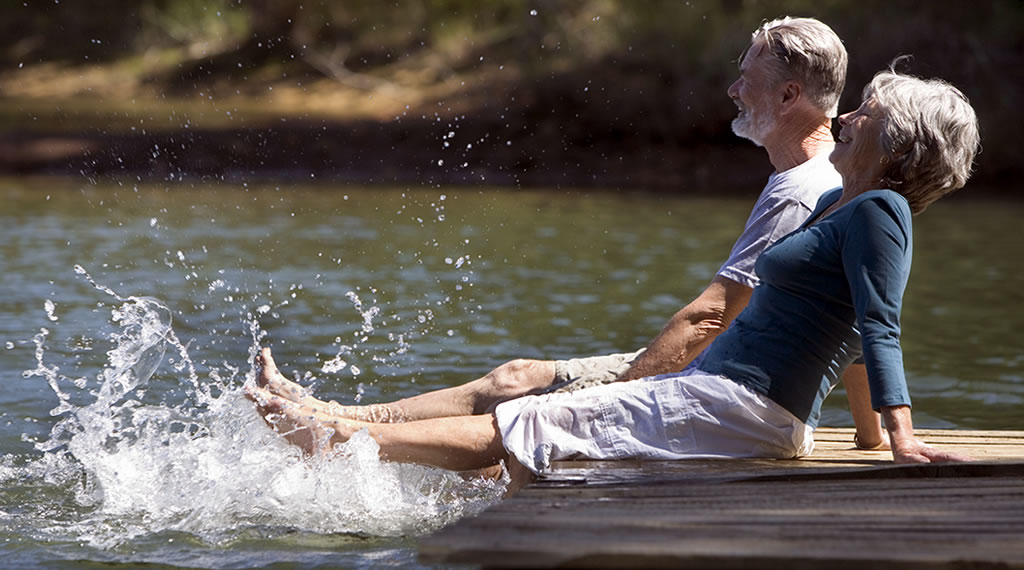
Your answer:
[247,68,981,488]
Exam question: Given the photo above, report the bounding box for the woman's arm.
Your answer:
[881,405,972,463]
[842,364,888,449]
[839,195,958,462]
[842,197,914,416]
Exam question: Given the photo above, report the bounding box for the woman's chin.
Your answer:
[827,145,843,168]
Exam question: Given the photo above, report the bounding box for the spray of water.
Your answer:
[4,267,505,549]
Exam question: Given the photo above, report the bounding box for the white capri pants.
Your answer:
[494,370,814,474]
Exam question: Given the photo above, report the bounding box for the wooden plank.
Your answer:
[816,427,1024,438]
[423,474,1024,567]
[791,427,1024,461]
[419,429,1024,568]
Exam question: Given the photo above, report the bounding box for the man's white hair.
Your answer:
[752,17,848,118]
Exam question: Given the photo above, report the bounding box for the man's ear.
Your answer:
[779,81,802,114]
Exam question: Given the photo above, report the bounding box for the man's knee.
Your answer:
[474,359,556,412]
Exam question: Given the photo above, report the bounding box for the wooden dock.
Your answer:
[419,428,1024,568]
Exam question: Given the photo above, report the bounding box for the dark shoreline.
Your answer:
[2,1,1019,196]
[2,125,1015,198]
[0,124,770,193]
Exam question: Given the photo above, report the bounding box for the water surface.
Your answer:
[1,177,1021,567]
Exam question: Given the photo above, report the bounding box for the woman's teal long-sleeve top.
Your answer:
[699,188,913,428]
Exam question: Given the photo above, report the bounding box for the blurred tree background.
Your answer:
[0,0,1020,192]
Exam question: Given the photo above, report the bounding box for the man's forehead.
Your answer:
[740,40,769,70]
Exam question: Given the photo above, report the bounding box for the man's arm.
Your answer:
[616,276,752,382]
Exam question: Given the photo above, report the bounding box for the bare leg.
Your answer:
[247,385,523,474]
[462,461,536,496]
[504,459,536,495]
[257,348,557,423]
[380,358,558,420]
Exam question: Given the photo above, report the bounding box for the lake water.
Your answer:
[1,177,1022,568]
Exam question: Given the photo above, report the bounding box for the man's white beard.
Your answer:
[731,105,777,147]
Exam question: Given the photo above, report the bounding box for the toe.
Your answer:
[248,386,285,410]
[260,347,277,369]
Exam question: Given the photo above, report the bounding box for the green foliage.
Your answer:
[138,0,249,48]
[2,0,1022,183]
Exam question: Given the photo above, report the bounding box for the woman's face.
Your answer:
[829,97,888,185]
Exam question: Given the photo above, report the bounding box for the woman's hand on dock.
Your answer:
[882,405,974,463]
[891,437,974,464]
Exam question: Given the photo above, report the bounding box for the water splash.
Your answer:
[5,267,506,550]
[322,291,386,377]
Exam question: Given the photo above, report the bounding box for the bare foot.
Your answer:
[246,384,333,454]
[246,384,368,456]
[255,347,334,409]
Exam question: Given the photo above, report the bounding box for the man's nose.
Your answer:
[727,79,741,99]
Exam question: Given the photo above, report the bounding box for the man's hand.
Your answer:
[616,277,752,382]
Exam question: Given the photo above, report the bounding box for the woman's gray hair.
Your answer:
[866,68,981,214]
[753,17,847,118]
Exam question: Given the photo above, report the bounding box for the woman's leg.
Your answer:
[247,385,516,473]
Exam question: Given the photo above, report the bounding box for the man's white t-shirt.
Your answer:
[716,153,842,288]
[551,152,842,385]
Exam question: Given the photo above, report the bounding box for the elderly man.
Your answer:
[257,17,887,449]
